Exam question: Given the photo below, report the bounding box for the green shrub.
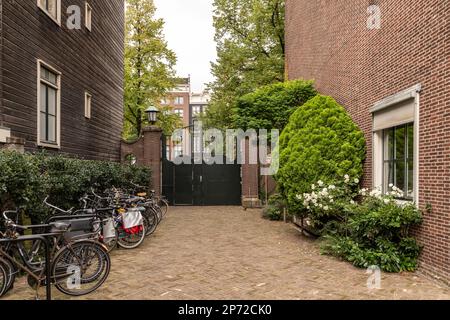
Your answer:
[321,192,423,272]
[262,194,287,221]
[232,80,317,131]
[276,95,366,213]
[0,151,151,222]
[262,205,283,221]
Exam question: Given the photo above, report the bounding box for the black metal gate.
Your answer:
[162,158,242,206]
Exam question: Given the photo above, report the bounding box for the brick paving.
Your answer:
[3,206,450,300]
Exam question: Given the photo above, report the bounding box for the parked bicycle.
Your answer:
[0,210,111,299]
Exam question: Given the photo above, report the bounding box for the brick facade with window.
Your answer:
[286,0,449,283]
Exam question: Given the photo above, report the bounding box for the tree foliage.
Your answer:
[232,80,317,131]
[124,0,177,138]
[276,95,366,212]
[204,0,285,129]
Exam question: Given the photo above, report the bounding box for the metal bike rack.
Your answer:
[0,235,52,300]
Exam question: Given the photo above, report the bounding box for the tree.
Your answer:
[124,0,177,139]
[232,80,317,131]
[203,0,285,129]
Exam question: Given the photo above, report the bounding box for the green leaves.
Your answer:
[277,95,366,213]
[204,0,285,130]
[232,80,317,130]
[124,0,177,138]
[0,151,151,223]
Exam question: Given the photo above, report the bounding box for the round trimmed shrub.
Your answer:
[276,95,366,212]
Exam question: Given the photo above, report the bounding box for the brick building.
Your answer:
[285,0,449,283]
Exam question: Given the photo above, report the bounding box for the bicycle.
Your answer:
[0,210,111,299]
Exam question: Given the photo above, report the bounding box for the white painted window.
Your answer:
[382,123,414,200]
[174,109,184,118]
[174,97,184,105]
[37,0,61,25]
[85,92,92,119]
[372,85,420,202]
[37,60,61,148]
[192,106,202,117]
[85,2,92,31]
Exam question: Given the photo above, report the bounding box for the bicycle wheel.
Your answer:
[143,207,158,236]
[158,198,169,218]
[52,240,111,296]
[117,223,146,249]
[0,256,15,295]
[153,205,163,224]
[0,259,7,297]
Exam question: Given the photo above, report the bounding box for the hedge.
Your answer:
[232,80,317,131]
[276,95,366,213]
[0,151,151,222]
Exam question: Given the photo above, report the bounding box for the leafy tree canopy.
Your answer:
[203,0,285,129]
[124,0,177,139]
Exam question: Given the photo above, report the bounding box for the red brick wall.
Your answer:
[286,0,449,283]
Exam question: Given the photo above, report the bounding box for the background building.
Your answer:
[162,76,210,160]
[285,0,449,283]
[0,0,125,161]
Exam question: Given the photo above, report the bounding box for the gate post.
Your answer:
[241,138,262,208]
[143,126,163,196]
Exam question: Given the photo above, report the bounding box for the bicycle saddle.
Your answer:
[49,221,71,232]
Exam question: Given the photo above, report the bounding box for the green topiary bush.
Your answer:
[276,95,366,213]
[232,80,317,131]
[0,151,151,222]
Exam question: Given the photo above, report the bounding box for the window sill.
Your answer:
[38,6,61,27]
[38,142,61,150]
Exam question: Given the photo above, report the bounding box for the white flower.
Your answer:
[323,206,329,211]
[389,183,394,188]
[330,199,334,203]
[329,185,336,190]
[317,180,324,187]
[311,184,316,190]
[384,199,390,204]
[296,194,302,200]
[354,178,360,184]
[350,200,355,205]
[318,204,323,208]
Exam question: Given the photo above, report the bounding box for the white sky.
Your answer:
[153,0,217,93]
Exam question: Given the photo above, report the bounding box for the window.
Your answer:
[38,0,61,24]
[192,106,202,117]
[174,97,184,105]
[174,109,184,118]
[85,2,92,31]
[38,60,61,148]
[372,84,420,202]
[85,92,92,119]
[174,143,183,158]
[383,123,414,200]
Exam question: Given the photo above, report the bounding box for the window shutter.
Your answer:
[372,98,415,131]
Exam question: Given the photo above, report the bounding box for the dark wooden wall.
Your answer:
[0,0,124,161]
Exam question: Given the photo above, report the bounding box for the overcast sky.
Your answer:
[153,0,217,93]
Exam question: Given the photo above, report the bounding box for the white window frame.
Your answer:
[37,0,61,26]
[85,92,92,119]
[37,59,61,149]
[372,84,421,203]
[85,2,92,31]
[174,97,184,105]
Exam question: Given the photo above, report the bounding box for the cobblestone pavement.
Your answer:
[3,206,450,300]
